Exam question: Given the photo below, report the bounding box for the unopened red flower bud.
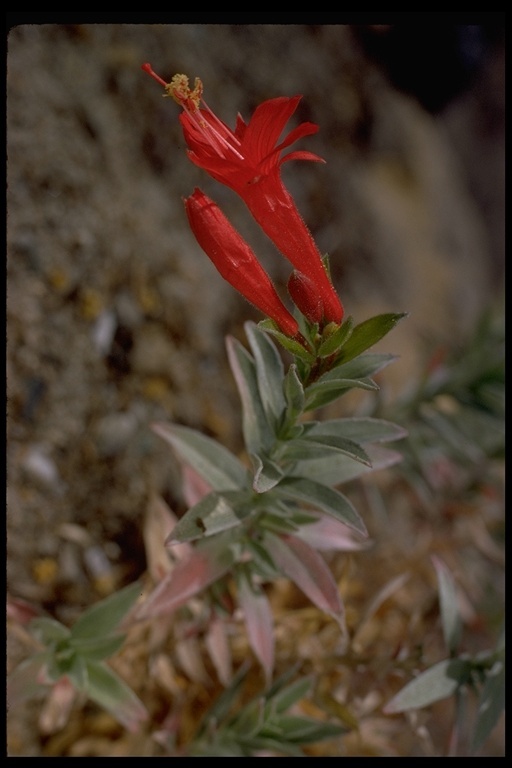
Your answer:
[185,189,300,339]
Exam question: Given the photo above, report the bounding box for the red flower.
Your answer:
[142,66,344,326]
[185,188,300,339]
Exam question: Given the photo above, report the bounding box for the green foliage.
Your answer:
[8,582,147,729]
[187,667,347,756]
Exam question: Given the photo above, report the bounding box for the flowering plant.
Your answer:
[7,66,503,757]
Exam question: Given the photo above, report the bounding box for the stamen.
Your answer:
[142,64,246,161]
[141,62,168,88]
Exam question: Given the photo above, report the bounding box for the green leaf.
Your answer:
[317,316,354,357]
[152,422,247,491]
[167,490,251,544]
[322,352,397,382]
[258,319,315,363]
[282,364,305,429]
[270,676,313,714]
[337,313,407,364]
[384,658,472,713]
[245,321,286,428]
[274,477,367,535]
[307,417,407,445]
[294,444,402,487]
[69,634,126,661]
[226,335,275,455]
[471,659,505,753]
[270,715,346,743]
[71,581,142,641]
[30,617,70,645]
[305,376,378,411]
[251,453,284,493]
[432,555,462,654]
[85,660,148,731]
[280,434,371,466]
[7,654,50,707]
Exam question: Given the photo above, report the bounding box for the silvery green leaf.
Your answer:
[69,634,126,661]
[245,321,286,428]
[304,376,378,411]
[226,336,275,455]
[152,423,247,491]
[258,319,316,363]
[384,658,471,713]
[167,491,251,544]
[282,364,305,428]
[432,555,462,654]
[85,660,148,731]
[294,444,403,487]
[307,417,407,445]
[320,352,397,382]
[251,453,284,493]
[71,581,142,641]
[274,477,367,535]
[30,617,70,645]
[279,434,371,466]
[471,659,505,753]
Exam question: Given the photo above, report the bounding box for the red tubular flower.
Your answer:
[142,65,344,326]
[185,188,300,339]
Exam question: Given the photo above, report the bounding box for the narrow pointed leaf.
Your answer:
[282,364,305,426]
[245,321,286,427]
[167,491,250,544]
[307,417,407,445]
[134,537,236,621]
[226,335,274,454]
[69,634,126,661]
[30,617,70,645]
[432,555,462,654]
[152,422,247,490]
[294,444,403,487]
[337,313,407,364]
[320,352,397,382]
[384,658,471,713]
[280,434,371,465]
[295,512,370,552]
[237,576,274,684]
[305,376,378,410]
[274,476,367,535]
[251,453,284,493]
[7,654,50,708]
[85,660,148,732]
[270,676,313,714]
[317,316,354,357]
[471,659,505,753]
[71,581,142,641]
[264,533,346,628]
[258,319,315,363]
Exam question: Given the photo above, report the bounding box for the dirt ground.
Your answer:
[6,23,504,756]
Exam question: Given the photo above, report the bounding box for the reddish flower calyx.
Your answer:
[288,270,325,325]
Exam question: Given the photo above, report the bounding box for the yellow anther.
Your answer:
[166,74,203,111]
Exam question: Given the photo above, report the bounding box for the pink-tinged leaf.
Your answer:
[7,654,49,708]
[134,543,235,621]
[237,577,274,684]
[181,462,213,507]
[264,533,346,632]
[7,595,41,625]
[295,512,372,552]
[39,675,77,735]
[143,495,192,582]
[205,616,233,687]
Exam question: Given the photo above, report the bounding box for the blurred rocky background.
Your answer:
[7,22,504,755]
